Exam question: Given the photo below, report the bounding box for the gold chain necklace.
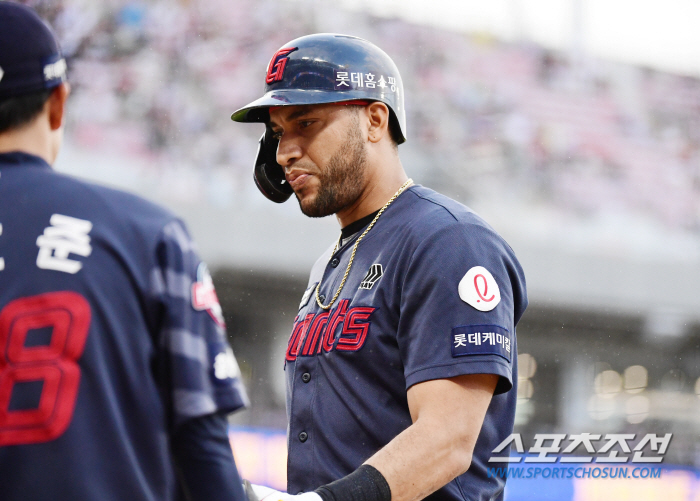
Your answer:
[315,178,414,310]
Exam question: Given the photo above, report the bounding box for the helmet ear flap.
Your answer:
[253,128,294,203]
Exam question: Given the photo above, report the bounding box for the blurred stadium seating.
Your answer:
[27,0,700,231]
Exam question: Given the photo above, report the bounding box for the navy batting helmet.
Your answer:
[231,33,406,203]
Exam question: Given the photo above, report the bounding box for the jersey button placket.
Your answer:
[301,372,311,383]
[298,431,308,442]
[318,247,346,305]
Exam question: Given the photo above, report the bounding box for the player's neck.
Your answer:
[335,156,408,228]
[0,116,58,166]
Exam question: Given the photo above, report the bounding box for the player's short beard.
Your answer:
[297,111,367,218]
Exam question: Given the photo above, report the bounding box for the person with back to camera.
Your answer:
[232,33,528,501]
[0,3,249,500]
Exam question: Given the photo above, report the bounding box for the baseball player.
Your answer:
[232,34,528,501]
[0,3,248,500]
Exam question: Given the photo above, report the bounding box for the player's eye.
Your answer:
[271,130,283,140]
[298,120,314,129]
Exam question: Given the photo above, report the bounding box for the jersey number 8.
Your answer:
[0,292,90,446]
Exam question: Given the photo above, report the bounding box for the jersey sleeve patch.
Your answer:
[451,324,512,362]
[191,262,224,327]
[458,266,501,312]
[213,345,242,381]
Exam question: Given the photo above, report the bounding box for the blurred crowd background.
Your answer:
[25,0,700,231]
[17,0,700,498]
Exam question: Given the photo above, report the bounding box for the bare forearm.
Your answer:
[365,418,472,501]
[364,374,498,501]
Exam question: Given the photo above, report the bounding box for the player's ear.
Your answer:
[48,83,70,131]
[366,101,390,144]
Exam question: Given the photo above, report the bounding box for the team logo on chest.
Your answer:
[359,263,383,290]
[286,299,377,361]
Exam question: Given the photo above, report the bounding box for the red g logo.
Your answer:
[266,47,297,84]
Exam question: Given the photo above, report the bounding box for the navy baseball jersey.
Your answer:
[0,152,247,500]
[285,185,527,500]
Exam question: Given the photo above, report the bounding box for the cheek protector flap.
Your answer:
[253,127,294,203]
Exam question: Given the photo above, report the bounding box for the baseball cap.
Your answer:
[0,1,67,100]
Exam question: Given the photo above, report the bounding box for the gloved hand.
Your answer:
[243,480,322,501]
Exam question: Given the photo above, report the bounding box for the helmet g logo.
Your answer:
[266,47,297,84]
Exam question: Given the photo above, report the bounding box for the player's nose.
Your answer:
[276,135,302,169]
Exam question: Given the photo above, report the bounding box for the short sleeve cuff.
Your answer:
[404,356,513,394]
[214,382,248,415]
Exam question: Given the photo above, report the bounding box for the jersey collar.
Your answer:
[0,150,51,168]
[340,209,380,240]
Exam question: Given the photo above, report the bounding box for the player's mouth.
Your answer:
[286,171,311,190]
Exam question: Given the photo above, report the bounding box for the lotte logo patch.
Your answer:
[459,266,501,312]
[266,47,297,84]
